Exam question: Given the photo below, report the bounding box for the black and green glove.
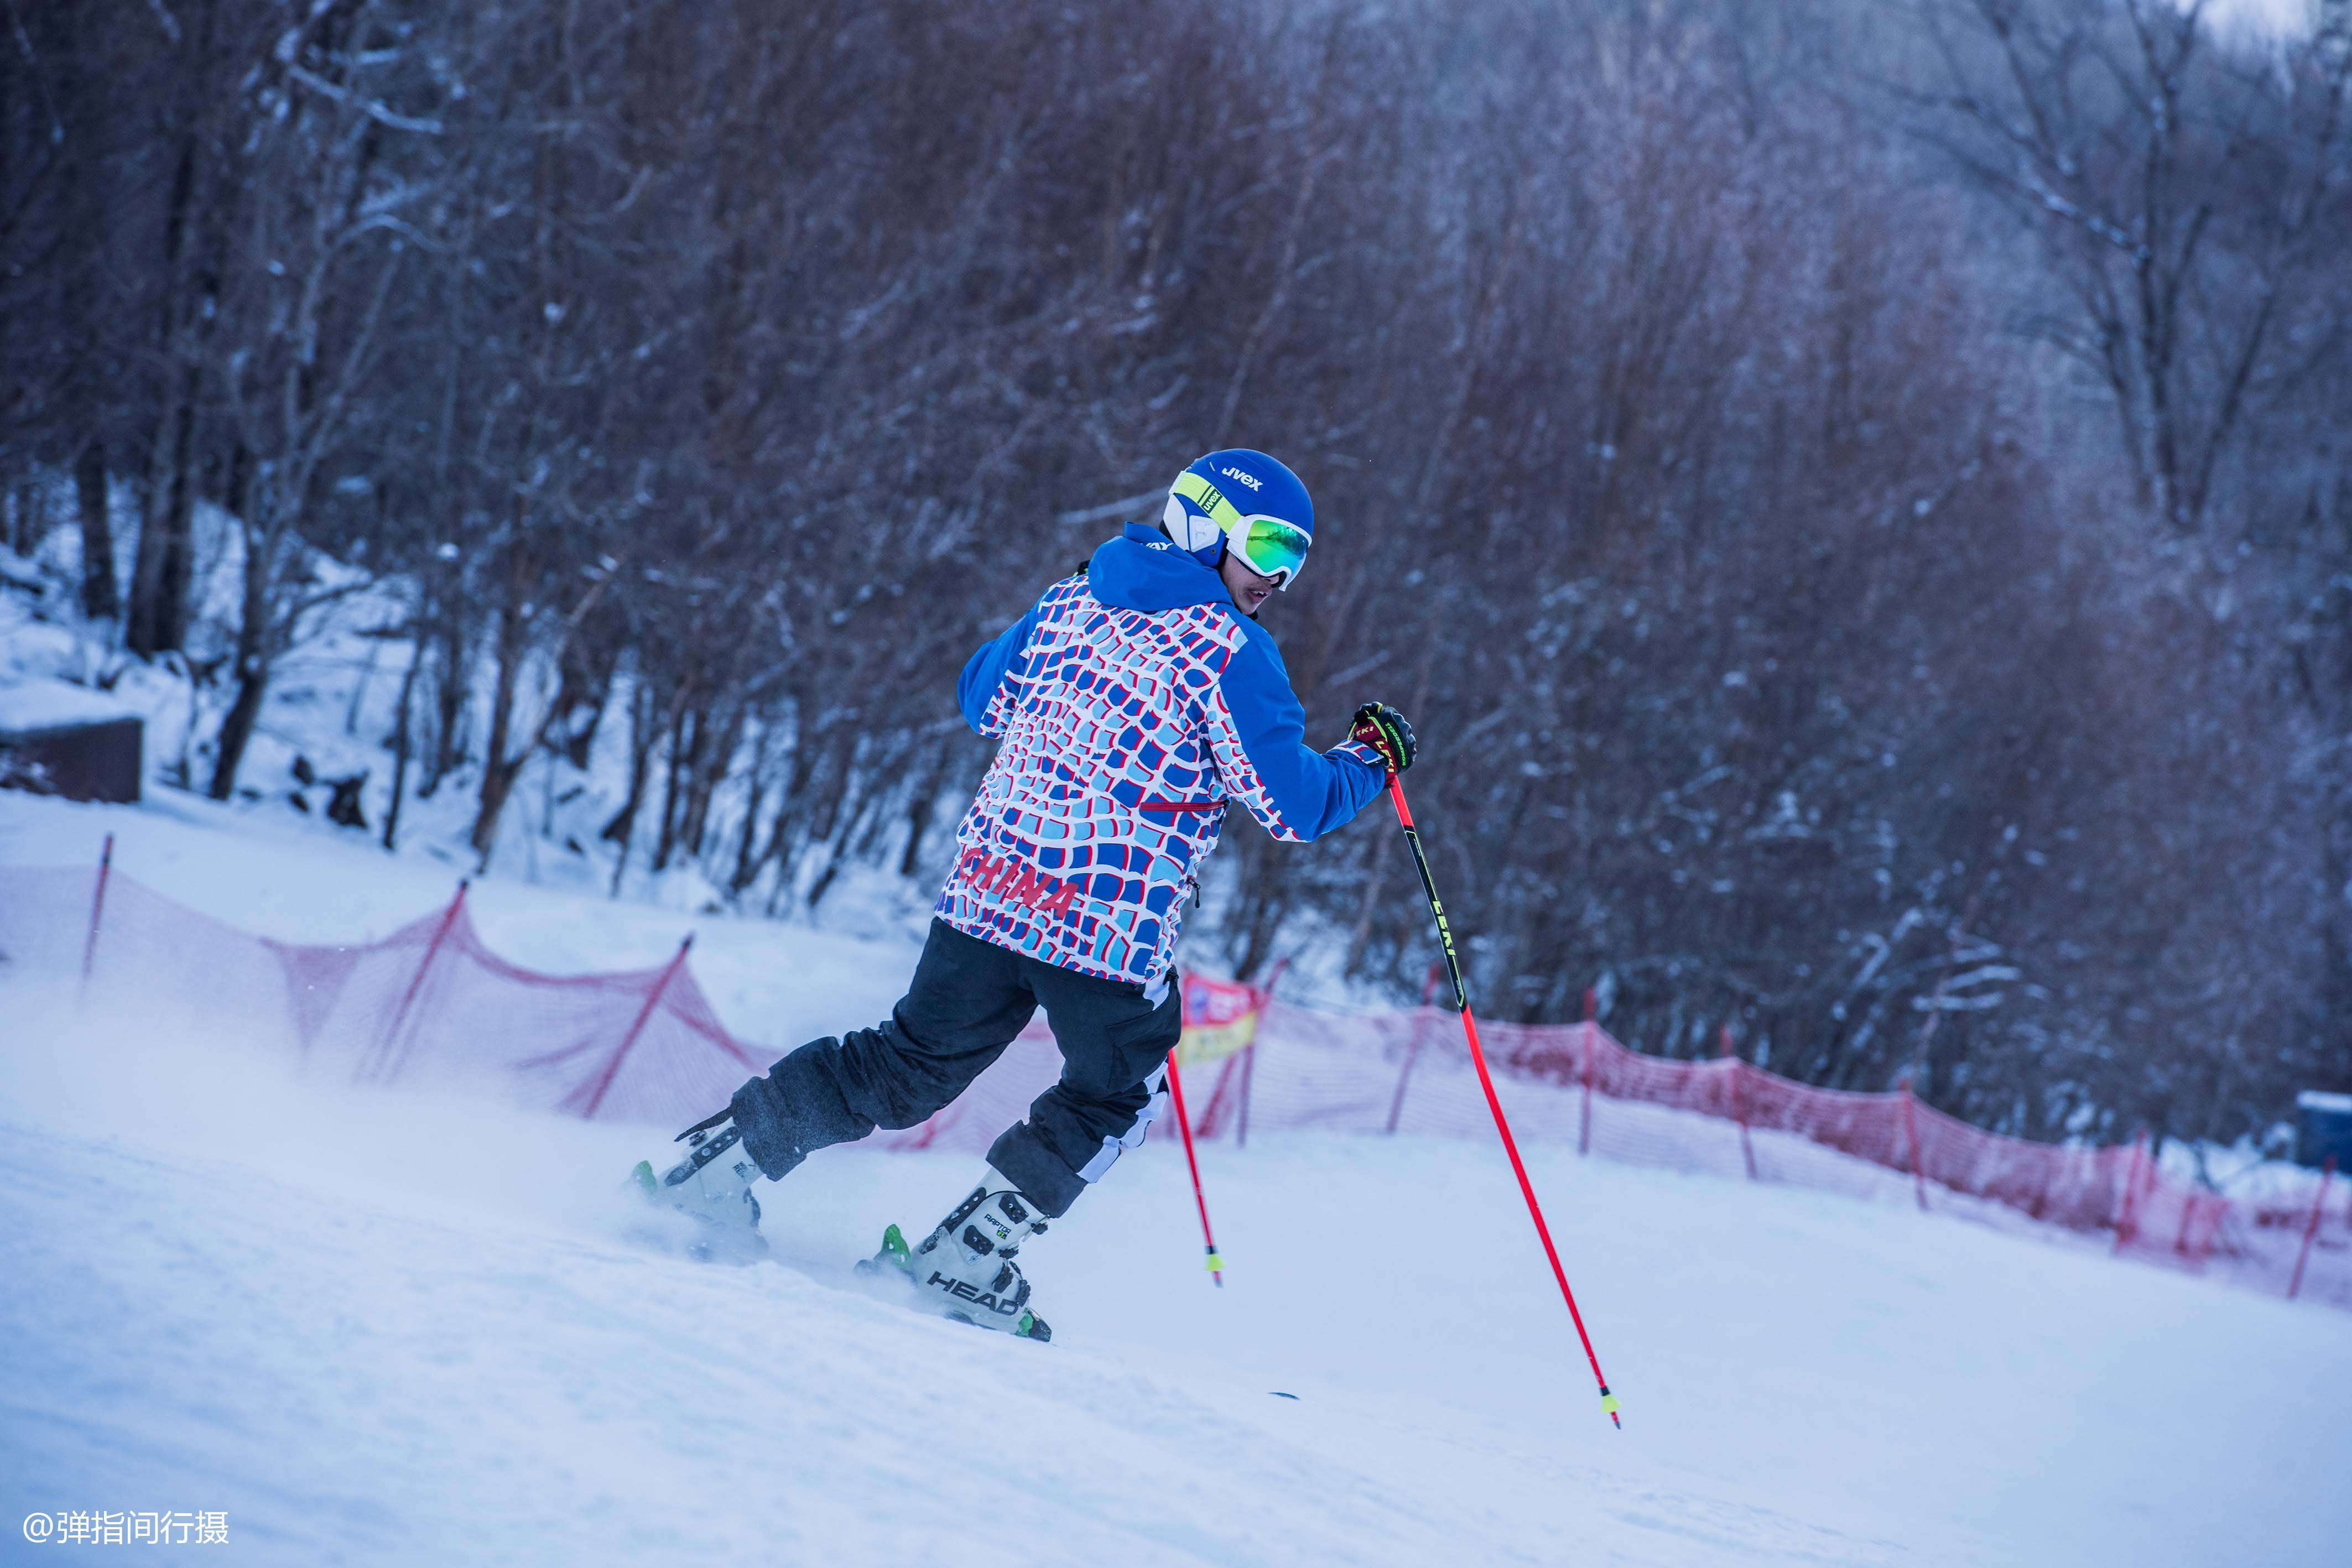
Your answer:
[1350,702,1416,774]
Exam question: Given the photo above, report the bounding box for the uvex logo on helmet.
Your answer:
[1219,466,1262,491]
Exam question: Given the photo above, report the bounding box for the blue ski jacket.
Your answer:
[935,523,1387,987]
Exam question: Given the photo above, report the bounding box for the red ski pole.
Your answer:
[1383,771,1622,1429]
[1163,1045,1225,1286]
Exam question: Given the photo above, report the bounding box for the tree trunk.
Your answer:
[601,679,659,843]
[652,701,699,872]
[677,701,745,863]
[127,383,197,657]
[602,679,663,897]
[382,628,422,851]
[745,710,816,903]
[74,443,119,619]
[210,663,269,800]
[731,772,769,893]
[549,612,622,768]
[898,747,950,878]
[7,480,38,556]
[207,523,272,800]
[468,596,532,867]
[127,80,205,660]
[419,593,469,798]
[804,797,872,911]
[727,720,783,895]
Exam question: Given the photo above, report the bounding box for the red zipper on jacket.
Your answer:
[1138,799,1220,813]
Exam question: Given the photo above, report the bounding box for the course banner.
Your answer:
[1177,973,1263,1066]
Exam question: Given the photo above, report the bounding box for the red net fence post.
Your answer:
[1579,985,1596,1157]
[1193,1053,1239,1138]
[2113,1131,2150,1253]
[1898,1076,1930,1212]
[2289,1155,2337,1301]
[1385,961,1445,1136]
[1236,957,1284,1149]
[357,880,469,1085]
[1235,1041,1256,1148]
[1724,1025,1757,1181]
[579,935,694,1119]
[2172,1189,2219,1268]
[75,831,115,1007]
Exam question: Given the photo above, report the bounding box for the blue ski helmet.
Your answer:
[1161,449,1315,589]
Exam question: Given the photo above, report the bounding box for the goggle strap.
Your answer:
[1170,470,1245,529]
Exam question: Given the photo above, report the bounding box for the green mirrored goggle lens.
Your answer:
[1235,516,1310,588]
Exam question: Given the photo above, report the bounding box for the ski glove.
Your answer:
[1350,702,1416,774]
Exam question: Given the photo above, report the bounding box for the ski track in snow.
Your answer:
[3,793,2349,1566]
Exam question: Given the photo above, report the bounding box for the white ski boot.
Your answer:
[631,1108,767,1261]
[858,1168,1052,1341]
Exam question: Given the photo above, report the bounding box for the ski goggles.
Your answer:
[1170,471,1312,589]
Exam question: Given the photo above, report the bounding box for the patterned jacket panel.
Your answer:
[935,526,1386,986]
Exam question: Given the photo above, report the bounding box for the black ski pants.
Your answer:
[728,919,1182,1217]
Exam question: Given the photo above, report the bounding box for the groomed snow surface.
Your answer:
[3,794,2349,1567]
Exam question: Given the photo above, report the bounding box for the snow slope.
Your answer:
[4,794,2350,1566]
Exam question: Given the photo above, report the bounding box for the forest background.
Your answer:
[4,0,2350,1160]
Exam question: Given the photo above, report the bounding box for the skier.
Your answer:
[638,448,1416,1338]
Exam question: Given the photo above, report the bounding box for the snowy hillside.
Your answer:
[4,792,2350,1567]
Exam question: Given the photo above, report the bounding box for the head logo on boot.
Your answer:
[925,1270,1025,1317]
